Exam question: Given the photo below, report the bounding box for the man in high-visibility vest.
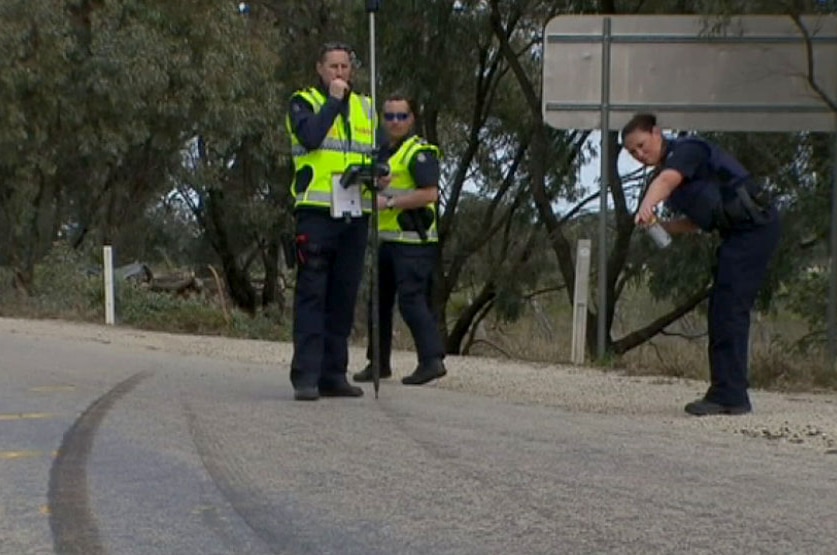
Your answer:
[285,42,376,401]
[352,94,447,386]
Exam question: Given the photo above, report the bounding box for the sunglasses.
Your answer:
[383,112,411,122]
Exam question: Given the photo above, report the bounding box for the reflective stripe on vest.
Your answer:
[378,135,440,244]
[291,139,374,157]
[379,230,439,242]
[286,87,376,212]
[300,191,372,211]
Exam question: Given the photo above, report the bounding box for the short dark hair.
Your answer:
[383,92,419,118]
[318,41,354,63]
[621,113,658,138]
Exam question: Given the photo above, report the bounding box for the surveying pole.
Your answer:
[366,0,382,398]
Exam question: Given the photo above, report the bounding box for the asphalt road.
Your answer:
[2,329,837,555]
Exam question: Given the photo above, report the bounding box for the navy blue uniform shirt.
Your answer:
[663,138,720,230]
[662,139,711,182]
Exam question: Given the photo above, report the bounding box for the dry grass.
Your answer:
[445,286,837,393]
[2,251,834,392]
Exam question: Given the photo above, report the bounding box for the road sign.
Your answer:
[543,15,837,132]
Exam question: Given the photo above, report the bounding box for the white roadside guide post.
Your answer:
[571,239,592,364]
[103,245,115,325]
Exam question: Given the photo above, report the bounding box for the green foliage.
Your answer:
[641,232,716,302]
[117,284,288,340]
[29,243,103,318]
[118,282,287,340]
[228,307,288,341]
[493,282,526,322]
[0,0,289,293]
[117,285,227,334]
[0,241,288,341]
[781,268,828,332]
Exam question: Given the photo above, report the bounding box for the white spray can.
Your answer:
[646,216,672,249]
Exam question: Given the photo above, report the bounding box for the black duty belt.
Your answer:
[714,180,773,231]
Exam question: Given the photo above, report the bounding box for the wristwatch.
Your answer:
[385,197,396,210]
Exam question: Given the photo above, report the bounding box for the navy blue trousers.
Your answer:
[705,210,781,407]
[366,242,445,368]
[290,210,368,389]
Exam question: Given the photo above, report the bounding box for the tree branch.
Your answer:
[462,298,496,355]
[465,338,513,359]
[611,285,711,355]
[439,38,507,238]
[790,14,837,112]
[659,329,708,340]
[523,284,567,300]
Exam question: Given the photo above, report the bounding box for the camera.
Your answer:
[339,162,390,189]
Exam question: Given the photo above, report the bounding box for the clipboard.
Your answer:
[330,174,363,219]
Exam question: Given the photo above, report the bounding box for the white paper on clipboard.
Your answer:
[330,174,363,219]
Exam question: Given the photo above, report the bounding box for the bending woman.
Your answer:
[624,113,781,416]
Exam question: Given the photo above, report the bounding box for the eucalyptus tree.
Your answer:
[0,1,79,290]
[699,0,837,348]
[0,0,286,307]
[360,0,580,353]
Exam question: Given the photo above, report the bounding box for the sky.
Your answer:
[576,131,646,214]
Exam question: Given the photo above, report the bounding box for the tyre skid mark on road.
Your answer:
[375,398,610,534]
[183,400,390,555]
[183,401,313,555]
[47,371,152,555]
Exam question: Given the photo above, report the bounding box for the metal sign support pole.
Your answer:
[597,17,612,360]
[829,135,837,369]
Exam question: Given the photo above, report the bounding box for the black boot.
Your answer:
[293,386,320,401]
[318,381,364,398]
[402,359,447,385]
[684,398,751,416]
[352,364,392,383]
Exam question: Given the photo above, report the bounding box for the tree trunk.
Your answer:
[206,188,257,313]
[261,230,282,311]
[446,281,497,355]
[611,286,711,355]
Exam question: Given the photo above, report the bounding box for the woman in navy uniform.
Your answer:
[624,113,781,416]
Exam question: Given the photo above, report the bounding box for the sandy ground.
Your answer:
[2,316,836,454]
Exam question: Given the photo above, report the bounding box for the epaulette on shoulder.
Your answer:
[672,135,706,146]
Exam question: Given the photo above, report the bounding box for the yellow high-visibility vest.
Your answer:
[286,87,376,212]
[379,135,440,244]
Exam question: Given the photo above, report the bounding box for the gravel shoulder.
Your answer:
[3,316,835,454]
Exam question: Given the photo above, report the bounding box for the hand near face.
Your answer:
[329,78,350,100]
